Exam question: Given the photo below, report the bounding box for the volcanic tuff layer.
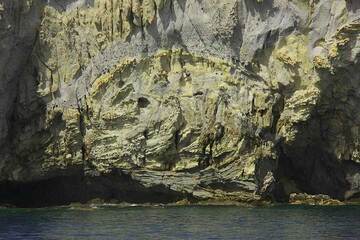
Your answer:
[0,0,360,206]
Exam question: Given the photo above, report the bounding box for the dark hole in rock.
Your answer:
[193,91,204,96]
[0,170,189,208]
[143,129,149,139]
[138,97,150,108]
[174,129,181,149]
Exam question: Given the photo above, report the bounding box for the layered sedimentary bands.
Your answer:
[0,0,360,207]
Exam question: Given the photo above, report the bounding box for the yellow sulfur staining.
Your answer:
[311,19,360,71]
[276,51,300,66]
[90,49,246,101]
[152,49,238,78]
[102,111,122,121]
[63,108,80,122]
[274,35,309,67]
[91,72,114,96]
[130,0,169,26]
[328,20,360,59]
[313,55,331,69]
[328,42,339,59]
[115,58,138,74]
[91,58,137,96]
[118,0,167,27]
[308,19,360,73]
[328,36,350,59]
[142,0,157,25]
[154,49,173,58]
[36,0,169,96]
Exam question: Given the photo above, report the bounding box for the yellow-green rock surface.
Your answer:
[0,0,360,206]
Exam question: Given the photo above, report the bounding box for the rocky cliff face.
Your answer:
[1,0,360,207]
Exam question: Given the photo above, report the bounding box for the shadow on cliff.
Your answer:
[346,0,360,13]
[277,64,360,201]
[0,170,188,208]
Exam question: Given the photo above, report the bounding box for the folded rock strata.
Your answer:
[0,0,360,207]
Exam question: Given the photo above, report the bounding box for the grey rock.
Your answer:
[0,0,360,206]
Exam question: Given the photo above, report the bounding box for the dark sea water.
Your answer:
[0,205,359,240]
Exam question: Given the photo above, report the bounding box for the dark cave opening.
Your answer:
[276,142,350,201]
[137,97,151,108]
[0,171,188,208]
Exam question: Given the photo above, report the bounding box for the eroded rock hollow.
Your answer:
[1,0,360,207]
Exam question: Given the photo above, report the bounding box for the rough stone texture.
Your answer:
[289,193,344,206]
[1,0,360,206]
